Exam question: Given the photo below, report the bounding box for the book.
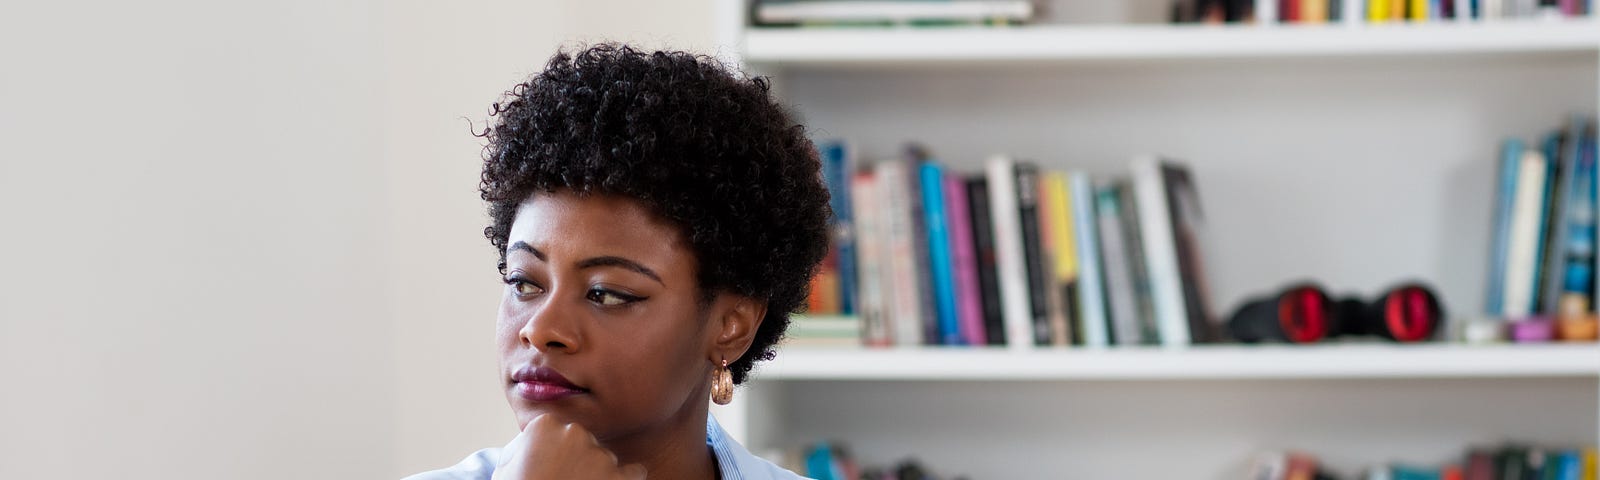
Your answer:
[967,177,1008,345]
[1133,156,1192,346]
[1503,145,1551,319]
[1070,172,1111,348]
[1119,182,1162,344]
[1095,182,1144,346]
[1039,171,1078,345]
[876,159,926,346]
[1488,139,1524,316]
[1016,162,1053,345]
[985,155,1036,350]
[903,145,940,344]
[1541,118,1590,314]
[944,174,987,346]
[819,140,858,316]
[1304,0,1330,21]
[755,0,1036,25]
[851,171,891,347]
[1163,161,1219,342]
[919,161,962,345]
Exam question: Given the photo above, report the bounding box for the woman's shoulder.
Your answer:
[400,447,500,480]
[706,415,814,480]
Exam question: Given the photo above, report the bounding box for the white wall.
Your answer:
[0,1,716,478]
[0,0,392,478]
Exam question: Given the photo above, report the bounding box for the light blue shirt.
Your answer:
[403,415,809,480]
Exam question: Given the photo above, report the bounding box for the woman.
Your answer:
[405,44,831,480]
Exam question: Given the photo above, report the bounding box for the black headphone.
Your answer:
[1228,283,1445,343]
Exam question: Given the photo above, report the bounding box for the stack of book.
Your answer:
[795,142,1217,349]
[1172,0,1594,24]
[1485,116,1598,332]
[1249,444,1599,480]
[754,0,1036,27]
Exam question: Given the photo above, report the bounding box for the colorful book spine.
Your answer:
[1488,139,1523,316]
[1370,0,1392,20]
[851,171,890,347]
[877,160,925,346]
[919,162,961,345]
[1411,0,1432,19]
[967,177,1008,345]
[819,141,857,316]
[1070,172,1110,348]
[985,156,1035,350]
[1040,171,1077,345]
[1303,0,1330,21]
[945,174,987,346]
[1133,156,1191,347]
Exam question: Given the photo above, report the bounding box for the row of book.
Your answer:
[801,141,1218,349]
[1250,444,1599,480]
[1485,116,1598,323]
[1174,0,1594,24]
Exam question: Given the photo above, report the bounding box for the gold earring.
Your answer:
[711,358,733,405]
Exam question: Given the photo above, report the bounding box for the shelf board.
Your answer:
[743,20,1600,66]
[756,343,1600,380]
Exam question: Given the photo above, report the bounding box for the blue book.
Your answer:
[1487,139,1523,316]
[920,162,961,345]
[818,140,857,316]
[1069,172,1110,348]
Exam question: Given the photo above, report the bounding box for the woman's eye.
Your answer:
[505,278,543,297]
[586,288,638,306]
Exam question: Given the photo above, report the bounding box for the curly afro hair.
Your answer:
[478,43,831,384]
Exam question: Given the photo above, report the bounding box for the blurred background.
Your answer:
[2,0,1597,479]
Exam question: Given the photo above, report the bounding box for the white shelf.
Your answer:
[743,20,1600,66]
[758,343,1600,380]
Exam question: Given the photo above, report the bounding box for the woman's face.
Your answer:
[496,190,725,441]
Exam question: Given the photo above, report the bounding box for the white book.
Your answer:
[1343,0,1365,24]
[1502,148,1549,318]
[757,0,1035,24]
[1483,0,1504,20]
[986,155,1034,351]
[1131,156,1191,347]
[1453,0,1472,20]
[1256,0,1278,25]
[877,159,924,346]
[1070,172,1110,348]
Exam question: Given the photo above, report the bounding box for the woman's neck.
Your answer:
[603,404,718,480]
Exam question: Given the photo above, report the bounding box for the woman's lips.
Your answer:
[510,366,588,402]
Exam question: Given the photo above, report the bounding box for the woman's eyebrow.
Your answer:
[508,241,545,261]
[577,256,663,285]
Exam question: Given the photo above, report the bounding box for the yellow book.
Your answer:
[1039,171,1076,345]
[1043,172,1077,282]
[1369,0,1390,21]
[1302,0,1328,22]
[1409,0,1428,20]
[1581,447,1596,480]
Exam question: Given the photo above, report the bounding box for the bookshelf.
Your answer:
[744,21,1600,65]
[712,0,1600,477]
[758,343,1600,380]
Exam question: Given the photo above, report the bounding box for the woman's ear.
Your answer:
[709,294,767,363]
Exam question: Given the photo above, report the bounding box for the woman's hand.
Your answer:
[491,414,647,480]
